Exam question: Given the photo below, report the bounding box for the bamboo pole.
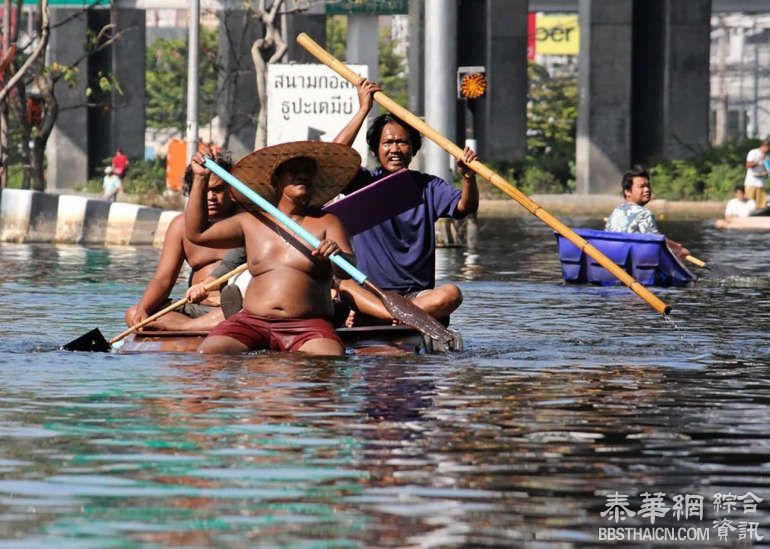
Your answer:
[296,32,671,315]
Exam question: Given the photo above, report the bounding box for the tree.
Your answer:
[0,0,49,190]
[251,0,288,149]
[325,15,408,108]
[378,25,406,107]
[248,4,408,149]
[0,2,123,190]
[325,15,346,60]
[146,28,219,134]
[526,62,578,187]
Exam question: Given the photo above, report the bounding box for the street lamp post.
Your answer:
[185,0,200,160]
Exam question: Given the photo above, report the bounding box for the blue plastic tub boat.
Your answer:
[554,228,695,287]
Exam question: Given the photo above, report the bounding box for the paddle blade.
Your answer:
[377,289,459,349]
[62,329,111,352]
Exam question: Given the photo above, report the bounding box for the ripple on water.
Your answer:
[0,224,769,546]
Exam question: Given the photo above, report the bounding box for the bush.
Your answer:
[646,139,756,200]
[454,157,574,198]
[6,165,27,189]
[72,156,167,203]
[520,164,564,194]
[122,157,166,197]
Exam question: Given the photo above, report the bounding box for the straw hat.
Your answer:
[229,141,361,210]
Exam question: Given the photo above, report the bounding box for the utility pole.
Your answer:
[715,16,728,145]
[753,22,759,137]
[424,0,455,186]
[1,0,10,188]
[185,0,200,160]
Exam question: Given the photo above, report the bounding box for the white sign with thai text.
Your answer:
[267,63,370,162]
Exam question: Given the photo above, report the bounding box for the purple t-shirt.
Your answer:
[343,167,463,293]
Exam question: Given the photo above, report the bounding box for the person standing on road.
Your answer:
[102,166,122,202]
[112,148,129,179]
[744,139,769,208]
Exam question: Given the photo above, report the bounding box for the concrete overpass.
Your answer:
[45,0,769,193]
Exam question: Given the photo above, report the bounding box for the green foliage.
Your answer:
[522,163,574,194]
[646,138,757,200]
[522,59,749,199]
[479,158,574,196]
[526,62,578,192]
[378,28,407,107]
[48,61,80,88]
[326,16,347,60]
[5,165,27,189]
[73,157,167,198]
[324,16,407,109]
[76,176,103,194]
[146,28,219,132]
[122,157,167,197]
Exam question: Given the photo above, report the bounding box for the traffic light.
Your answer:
[457,66,487,100]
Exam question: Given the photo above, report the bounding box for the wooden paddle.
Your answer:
[684,253,751,278]
[685,255,707,269]
[63,263,249,352]
[296,32,671,316]
[202,158,459,349]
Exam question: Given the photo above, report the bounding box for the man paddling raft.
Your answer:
[605,165,691,262]
[333,78,480,326]
[125,151,237,331]
[185,141,360,356]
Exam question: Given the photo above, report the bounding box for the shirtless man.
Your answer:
[185,141,360,356]
[125,153,236,331]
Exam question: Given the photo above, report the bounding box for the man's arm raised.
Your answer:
[333,78,380,146]
[184,152,243,249]
[455,146,480,216]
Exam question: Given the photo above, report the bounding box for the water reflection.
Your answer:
[0,217,768,546]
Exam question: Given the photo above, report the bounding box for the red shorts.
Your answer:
[208,310,342,352]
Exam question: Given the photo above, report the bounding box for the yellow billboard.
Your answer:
[535,14,579,56]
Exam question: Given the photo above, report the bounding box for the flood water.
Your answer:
[0,216,768,547]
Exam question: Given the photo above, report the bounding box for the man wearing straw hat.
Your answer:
[333,78,479,325]
[185,141,360,356]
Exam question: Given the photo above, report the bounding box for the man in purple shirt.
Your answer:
[334,78,479,324]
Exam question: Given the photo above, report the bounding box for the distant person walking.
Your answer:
[112,148,129,179]
[744,139,769,208]
[102,166,122,202]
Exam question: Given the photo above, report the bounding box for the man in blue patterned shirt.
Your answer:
[606,166,690,260]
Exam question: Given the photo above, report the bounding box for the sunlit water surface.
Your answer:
[0,217,768,547]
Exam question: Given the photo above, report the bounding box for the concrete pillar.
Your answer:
[459,0,527,164]
[632,0,710,163]
[285,14,326,62]
[47,9,89,191]
[424,0,456,185]
[408,0,425,171]
[48,8,145,189]
[576,0,633,194]
[216,10,261,159]
[407,0,424,117]
[110,8,146,163]
[347,15,379,85]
